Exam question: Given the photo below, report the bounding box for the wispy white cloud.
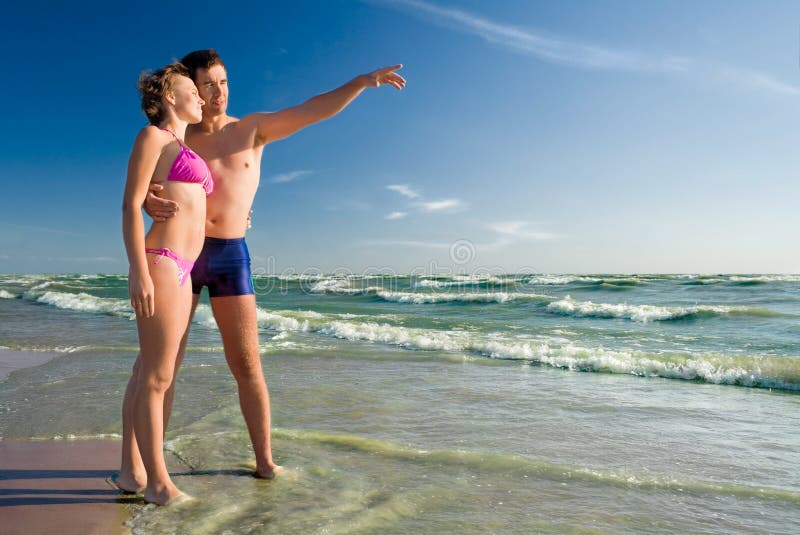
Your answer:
[487,220,558,241]
[357,220,556,256]
[712,64,800,95]
[380,0,798,95]
[415,198,466,213]
[270,170,313,184]
[387,184,421,199]
[386,184,464,217]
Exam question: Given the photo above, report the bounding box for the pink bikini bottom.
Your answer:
[145,248,194,287]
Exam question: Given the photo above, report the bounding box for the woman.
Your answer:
[120,62,212,505]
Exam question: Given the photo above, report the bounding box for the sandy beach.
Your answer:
[0,440,133,535]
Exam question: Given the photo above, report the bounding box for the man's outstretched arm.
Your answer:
[247,64,405,147]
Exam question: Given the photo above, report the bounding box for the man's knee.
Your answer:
[228,350,264,383]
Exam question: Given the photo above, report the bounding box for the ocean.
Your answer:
[1,272,799,533]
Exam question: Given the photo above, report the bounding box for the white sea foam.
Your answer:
[545,296,763,323]
[308,280,384,295]
[682,277,726,285]
[526,275,599,285]
[37,293,784,390]
[255,309,317,331]
[31,281,56,291]
[309,279,352,293]
[415,275,508,288]
[276,273,330,282]
[191,304,217,327]
[245,309,798,390]
[375,291,550,304]
[0,275,51,285]
[34,291,132,316]
[0,290,16,299]
[319,320,467,351]
[728,275,800,282]
[194,304,323,330]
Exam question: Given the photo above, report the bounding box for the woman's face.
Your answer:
[169,75,205,123]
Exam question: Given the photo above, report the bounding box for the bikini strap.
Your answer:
[160,127,187,148]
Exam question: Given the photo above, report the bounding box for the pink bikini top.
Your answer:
[159,128,214,196]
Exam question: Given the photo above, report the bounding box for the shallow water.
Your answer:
[1,273,799,533]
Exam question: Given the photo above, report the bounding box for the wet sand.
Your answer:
[0,439,134,535]
[2,349,134,534]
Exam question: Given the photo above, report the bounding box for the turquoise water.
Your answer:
[1,273,799,533]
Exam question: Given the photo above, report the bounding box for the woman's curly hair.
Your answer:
[137,62,190,126]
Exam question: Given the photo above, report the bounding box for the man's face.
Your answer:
[195,64,228,116]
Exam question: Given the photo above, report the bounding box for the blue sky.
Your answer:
[1,0,799,274]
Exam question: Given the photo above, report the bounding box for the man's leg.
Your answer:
[209,294,277,477]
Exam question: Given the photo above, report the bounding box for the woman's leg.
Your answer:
[118,355,146,492]
[118,294,198,492]
[163,294,200,431]
[133,258,193,505]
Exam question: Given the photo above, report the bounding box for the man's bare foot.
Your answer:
[143,483,187,506]
[254,464,283,479]
[107,472,145,494]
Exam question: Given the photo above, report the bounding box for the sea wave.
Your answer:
[308,279,353,293]
[307,279,385,295]
[526,275,600,285]
[681,278,726,285]
[415,275,510,288]
[545,296,782,323]
[305,281,551,304]
[245,309,800,390]
[375,291,550,304]
[33,291,132,317]
[0,290,17,299]
[728,275,800,284]
[0,275,52,285]
[9,287,800,390]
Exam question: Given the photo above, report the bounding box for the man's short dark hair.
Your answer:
[180,49,226,82]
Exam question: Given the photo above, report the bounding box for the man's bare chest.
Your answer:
[189,139,260,179]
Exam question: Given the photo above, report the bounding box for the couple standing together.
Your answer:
[121,49,405,505]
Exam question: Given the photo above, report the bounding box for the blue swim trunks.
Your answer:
[191,237,255,297]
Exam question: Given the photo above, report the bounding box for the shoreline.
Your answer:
[0,439,133,535]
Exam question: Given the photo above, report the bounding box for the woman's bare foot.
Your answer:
[143,482,186,506]
[107,472,146,494]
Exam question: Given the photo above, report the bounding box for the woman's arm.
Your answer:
[122,126,163,318]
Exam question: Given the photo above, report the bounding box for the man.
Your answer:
[117,49,405,490]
